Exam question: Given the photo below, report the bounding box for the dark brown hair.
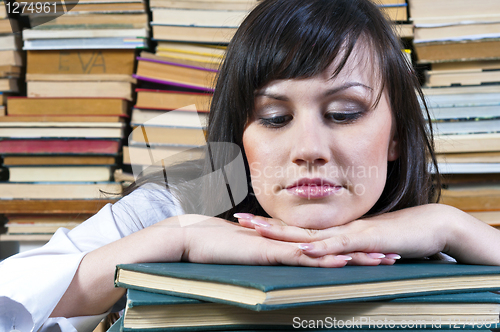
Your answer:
[127,0,440,220]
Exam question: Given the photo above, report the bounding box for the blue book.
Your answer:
[120,289,500,331]
[115,262,500,311]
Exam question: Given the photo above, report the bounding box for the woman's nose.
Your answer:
[289,117,331,167]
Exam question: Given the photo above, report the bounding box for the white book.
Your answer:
[431,163,500,174]
[8,166,112,182]
[152,8,248,27]
[23,28,148,40]
[131,108,208,128]
[24,37,147,50]
[432,118,500,135]
[0,34,22,51]
[428,105,500,121]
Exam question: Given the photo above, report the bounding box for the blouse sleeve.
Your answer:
[0,184,182,332]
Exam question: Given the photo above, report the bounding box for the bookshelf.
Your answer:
[408,0,500,228]
[0,0,149,255]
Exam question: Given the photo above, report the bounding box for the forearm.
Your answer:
[51,217,186,318]
[443,206,500,266]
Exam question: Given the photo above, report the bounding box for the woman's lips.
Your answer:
[285,178,343,198]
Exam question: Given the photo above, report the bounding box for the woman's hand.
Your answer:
[235,204,500,266]
[176,214,352,268]
[234,213,403,266]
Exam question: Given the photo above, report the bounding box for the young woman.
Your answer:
[2,0,500,331]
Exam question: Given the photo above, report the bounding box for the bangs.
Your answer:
[220,0,393,116]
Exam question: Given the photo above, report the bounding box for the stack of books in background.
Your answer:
[0,0,151,250]
[109,262,500,331]
[377,0,413,40]
[408,0,500,228]
[0,0,23,113]
[0,95,126,248]
[122,0,251,179]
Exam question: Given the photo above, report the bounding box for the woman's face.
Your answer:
[242,48,399,229]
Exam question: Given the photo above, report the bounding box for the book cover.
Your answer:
[23,37,148,50]
[0,139,121,155]
[135,89,211,112]
[115,262,500,311]
[121,289,500,331]
[0,198,116,214]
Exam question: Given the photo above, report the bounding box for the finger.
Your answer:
[298,233,378,257]
[281,250,352,268]
[346,252,385,266]
[236,215,327,243]
[264,241,352,268]
[379,253,401,265]
[234,213,285,229]
[380,258,396,265]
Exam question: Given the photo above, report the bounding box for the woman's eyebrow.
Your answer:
[254,91,289,101]
[322,82,373,97]
[255,82,373,101]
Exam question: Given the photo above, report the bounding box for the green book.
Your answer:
[121,289,500,331]
[114,262,500,311]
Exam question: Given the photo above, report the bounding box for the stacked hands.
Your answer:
[230,203,498,267]
[234,204,448,267]
[177,203,484,268]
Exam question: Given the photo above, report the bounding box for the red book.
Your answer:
[0,139,120,155]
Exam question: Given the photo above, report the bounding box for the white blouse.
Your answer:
[0,184,183,332]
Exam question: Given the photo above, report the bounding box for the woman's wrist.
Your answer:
[436,204,500,265]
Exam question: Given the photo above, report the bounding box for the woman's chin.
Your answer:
[273,206,362,230]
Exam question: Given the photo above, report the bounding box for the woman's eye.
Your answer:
[259,115,292,128]
[326,112,362,123]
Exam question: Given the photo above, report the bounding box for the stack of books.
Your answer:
[408,0,500,229]
[149,0,254,44]
[410,0,500,65]
[0,97,124,246]
[22,0,149,50]
[0,63,138,245]
[0,0,155,247]
[110,262,500,331]
[125,92,210,177]
[377,0,413,39]
[0,0,23,112]
[124,1,242,178]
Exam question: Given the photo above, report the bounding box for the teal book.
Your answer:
[108,317,124,332]
[121,289,500,331]
[114,262,500,311]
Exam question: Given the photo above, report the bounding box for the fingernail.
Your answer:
[385,254,401,260]
[250,218,271,227]
[234,213,254,220]
[335,255,352,261]
[367,253,386,259]
[298,243,314,250]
